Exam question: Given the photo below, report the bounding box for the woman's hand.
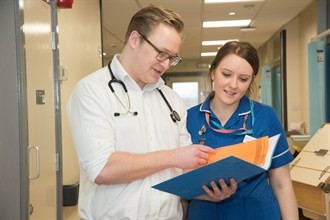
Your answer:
[198,178,237,202]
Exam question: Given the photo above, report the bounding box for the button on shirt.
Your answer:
[66,55,192,220]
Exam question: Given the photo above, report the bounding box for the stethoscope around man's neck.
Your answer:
[107,61,181,123]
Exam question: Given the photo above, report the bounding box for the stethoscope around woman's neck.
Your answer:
[107,61,181,123]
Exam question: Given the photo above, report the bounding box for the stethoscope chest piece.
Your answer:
[157,88,181,123]
[170,110,181,122]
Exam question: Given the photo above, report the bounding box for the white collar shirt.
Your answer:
[66,55,192,220]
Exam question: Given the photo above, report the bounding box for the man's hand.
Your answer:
[172,145,215,169]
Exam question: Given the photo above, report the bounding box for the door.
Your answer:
[23,1,58,219]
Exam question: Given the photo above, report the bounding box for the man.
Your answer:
[67,5,236,219]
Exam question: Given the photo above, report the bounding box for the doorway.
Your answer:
[163,72,211,109]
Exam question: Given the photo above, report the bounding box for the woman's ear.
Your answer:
[210,70,215,81]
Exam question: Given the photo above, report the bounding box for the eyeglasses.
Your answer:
[138,32,182,66]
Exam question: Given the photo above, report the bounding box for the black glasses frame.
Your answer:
[138,32,182,66]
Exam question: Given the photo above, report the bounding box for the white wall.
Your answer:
[57,0,102,219]
[58,0,102,187]
[286,17,302,124]
[284,1,317,134]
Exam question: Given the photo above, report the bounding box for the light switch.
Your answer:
[36,90,45,105]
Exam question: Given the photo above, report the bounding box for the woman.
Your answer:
[186,41,298,220]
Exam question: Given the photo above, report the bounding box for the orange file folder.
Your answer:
[152,134,280,199]
[208,136,269,166]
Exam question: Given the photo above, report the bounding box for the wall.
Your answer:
[58,0,102,187]
[57,0,102,219]
[258,2,316,134]
[285,1,317,134]
[285,18,302,125]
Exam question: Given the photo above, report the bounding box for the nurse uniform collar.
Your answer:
[200,98,255,136]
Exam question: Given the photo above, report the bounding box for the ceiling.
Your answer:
[101,0,314,65]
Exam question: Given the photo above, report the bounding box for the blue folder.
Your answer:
[152,156,265,200]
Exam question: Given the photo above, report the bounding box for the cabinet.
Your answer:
[290,123,330,220]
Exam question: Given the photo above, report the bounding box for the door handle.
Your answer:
[28,145,40,180]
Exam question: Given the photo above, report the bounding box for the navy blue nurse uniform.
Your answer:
[186,95,293,220]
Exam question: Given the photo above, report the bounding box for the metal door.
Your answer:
[23,0,59,219]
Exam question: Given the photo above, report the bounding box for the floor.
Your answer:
[63,206,79,220]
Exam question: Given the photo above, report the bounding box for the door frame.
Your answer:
[0,0,29,219]
[0,0,64,219]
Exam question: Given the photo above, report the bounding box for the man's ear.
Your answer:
[127,31,141,49]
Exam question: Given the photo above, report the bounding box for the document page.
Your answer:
[208,134,280,170]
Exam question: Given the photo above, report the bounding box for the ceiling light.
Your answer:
[201,52,218,57]
[240,26,256,31]
[197,63,211,68]
[202,39,238,46]
[205,0,264,3]
[228,12,236,16]
[203,19,251,28]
